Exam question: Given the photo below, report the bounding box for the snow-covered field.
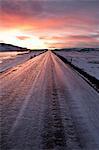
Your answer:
[0,51,28,63]
[0,51,44,72]
[55,50,99,80]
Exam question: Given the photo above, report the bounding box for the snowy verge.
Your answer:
[53,52,99,92]
[0,51,46,73]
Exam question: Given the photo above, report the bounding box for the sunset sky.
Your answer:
[0,0,99,49]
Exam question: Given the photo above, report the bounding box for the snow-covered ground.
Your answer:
[55,50,99,80]
[0,51,28,62]
[0,51,44,72]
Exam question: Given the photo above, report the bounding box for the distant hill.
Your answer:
[54,48,99,51]
[78,48,99,52]
[0,43,29,52]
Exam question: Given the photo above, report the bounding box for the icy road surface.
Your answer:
[0,51,99,150]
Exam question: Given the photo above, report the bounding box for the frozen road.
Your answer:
[0,51,99,150]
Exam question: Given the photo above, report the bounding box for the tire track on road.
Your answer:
[41,55,81,150]
[41,57,66,149]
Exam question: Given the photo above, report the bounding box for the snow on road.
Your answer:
[0,51,99,150]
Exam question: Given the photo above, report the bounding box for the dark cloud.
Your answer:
[43,0,99,17]
[0,0,44,17]
[1,0,99,19]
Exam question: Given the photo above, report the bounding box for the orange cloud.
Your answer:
[16,36,30,40]
[1,10,97,32]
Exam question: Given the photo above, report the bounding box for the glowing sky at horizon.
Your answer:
[0,0,99,49]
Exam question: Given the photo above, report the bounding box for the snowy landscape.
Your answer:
[1,0,99,149]
[55,50,99,80]
[0,50,45,72]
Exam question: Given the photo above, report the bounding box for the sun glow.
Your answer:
[0,30,48,49]
[23,37,47,49]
